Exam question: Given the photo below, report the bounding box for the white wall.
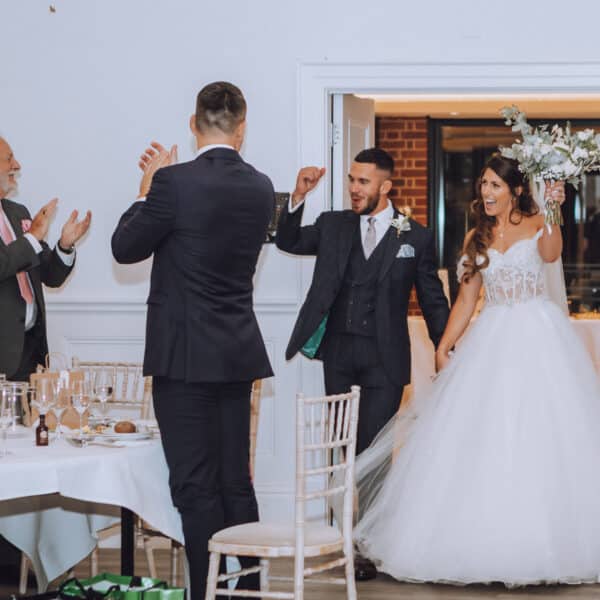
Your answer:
[2,0,600,518]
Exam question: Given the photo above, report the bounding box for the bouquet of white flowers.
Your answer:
[499,105,600,226]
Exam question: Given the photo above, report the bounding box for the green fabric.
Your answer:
[300,315,328,359]
[59,573,185,600]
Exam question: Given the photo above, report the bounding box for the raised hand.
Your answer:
[29,198,58,241]
[137,141,178,198]
[544,180,566,205]
[291,166,326,207]
[59,209,92,249]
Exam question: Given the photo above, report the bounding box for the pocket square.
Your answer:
[21,219,32,233]
[396,244,415,258]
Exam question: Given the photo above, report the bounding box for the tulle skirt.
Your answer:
[354,297,600,586]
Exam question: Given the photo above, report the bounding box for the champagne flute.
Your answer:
[52,378,68,440]
[71,380,91,447]
[93,371,114,423]
[32,379,55,419]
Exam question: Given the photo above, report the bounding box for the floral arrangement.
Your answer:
[499,105,600,226]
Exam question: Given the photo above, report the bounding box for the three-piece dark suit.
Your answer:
[111,148,274,599]
[276,202,449,454]
[0,198,74,380]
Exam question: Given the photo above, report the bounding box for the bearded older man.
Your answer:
[0,136,91,583]
[0,136,91,382]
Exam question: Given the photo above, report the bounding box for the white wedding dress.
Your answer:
[353,229,600,586]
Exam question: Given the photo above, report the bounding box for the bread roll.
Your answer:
[114,420,137,433]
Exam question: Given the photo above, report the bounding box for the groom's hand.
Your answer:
[137,141,178,198]
[291,166,326,208]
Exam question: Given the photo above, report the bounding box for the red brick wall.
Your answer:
[376,116,429,315]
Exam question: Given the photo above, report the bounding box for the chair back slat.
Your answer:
[295,386,360,541]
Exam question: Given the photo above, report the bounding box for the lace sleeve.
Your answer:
[457,254,468,283]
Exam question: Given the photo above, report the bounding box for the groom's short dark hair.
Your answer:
[195,81,247,135]
[354,147,394,176]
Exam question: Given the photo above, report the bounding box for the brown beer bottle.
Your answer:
[36,414,49,447]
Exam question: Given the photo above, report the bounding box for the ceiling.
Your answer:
[355,93,600,119]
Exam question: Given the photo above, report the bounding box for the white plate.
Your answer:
[95,430,153,441]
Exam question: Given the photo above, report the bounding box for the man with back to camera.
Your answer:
[276,147,450,581]
[111,82,273,599]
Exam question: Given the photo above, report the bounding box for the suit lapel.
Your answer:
[0,199,23,245]
[378,210,406,283]
[337,212,359,278]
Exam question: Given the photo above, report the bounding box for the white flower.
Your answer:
[390,214,411,238]
[573,146,589,161]
[577,130,594,142]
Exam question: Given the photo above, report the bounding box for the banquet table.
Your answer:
[0,430,183,592]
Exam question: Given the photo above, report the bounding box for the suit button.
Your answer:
[362,320,367,326]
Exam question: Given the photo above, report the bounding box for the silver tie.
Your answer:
[364,217,377,259]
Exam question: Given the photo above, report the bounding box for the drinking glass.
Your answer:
[52,378,69,440]
[0,387,15,458]
[93,371,114,423]
[2,382,27,432]
[32,378,55,418]
[71,380,91,447]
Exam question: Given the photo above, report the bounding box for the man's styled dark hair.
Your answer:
[195,81,247,135]
[354,147,394,176]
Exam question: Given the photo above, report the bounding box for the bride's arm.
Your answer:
[435,270,482,371]
[537,181,565,263]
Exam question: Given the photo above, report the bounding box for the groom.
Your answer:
[276,147,449,579]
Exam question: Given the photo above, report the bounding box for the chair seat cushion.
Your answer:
[209,522,343,558]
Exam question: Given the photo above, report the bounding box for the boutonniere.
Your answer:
[390,211,411,238]
[21,219,32,233]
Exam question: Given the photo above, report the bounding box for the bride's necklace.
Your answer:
[496,220,509,240]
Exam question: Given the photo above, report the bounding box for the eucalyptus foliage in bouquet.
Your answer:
[500,105,600,226]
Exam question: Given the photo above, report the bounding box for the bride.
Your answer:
[353,154,600,586]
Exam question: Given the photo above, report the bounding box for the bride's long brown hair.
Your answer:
[462,154,538,282]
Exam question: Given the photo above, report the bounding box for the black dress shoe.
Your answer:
[354,555,377,581]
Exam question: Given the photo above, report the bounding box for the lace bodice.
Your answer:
[458,230,546,306]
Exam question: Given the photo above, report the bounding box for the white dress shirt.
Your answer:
[0,211,75,330]
[195,143,235,157]
[288,197,395,254]
[359,201,394,253]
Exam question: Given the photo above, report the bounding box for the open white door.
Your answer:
[331,94,375,210]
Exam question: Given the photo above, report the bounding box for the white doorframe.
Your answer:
[297,60,600,226]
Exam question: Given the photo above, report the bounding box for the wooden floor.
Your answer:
[5,549,600,599]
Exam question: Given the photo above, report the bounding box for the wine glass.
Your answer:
[52,378,69,440]
[0,387,15,458]
[32,379,55,419]
[71,380,91,447]
[93,371,114,423]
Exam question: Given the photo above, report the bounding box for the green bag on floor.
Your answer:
[59,574,185,600]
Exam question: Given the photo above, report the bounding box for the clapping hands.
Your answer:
[137,141,178,198]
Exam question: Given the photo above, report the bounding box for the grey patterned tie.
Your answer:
[364,216,377,259]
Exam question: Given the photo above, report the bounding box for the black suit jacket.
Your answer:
[111,148,274,383]
[0,198,74,377]
[276,203,449,387]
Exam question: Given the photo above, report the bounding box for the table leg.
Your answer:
[120,507,135,575]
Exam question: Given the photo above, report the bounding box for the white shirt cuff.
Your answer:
[55,244,76,266]
[288,196,304,213]
[24,233,42,254]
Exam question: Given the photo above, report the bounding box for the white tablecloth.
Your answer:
[0,432,183,591]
